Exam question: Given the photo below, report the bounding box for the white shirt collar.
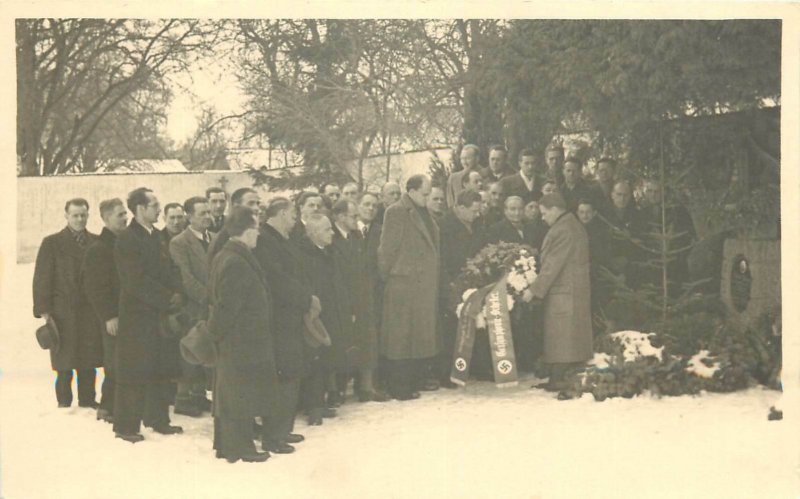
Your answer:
[189,226,208,241]
[335,223,350,239]
[519,171,535,191]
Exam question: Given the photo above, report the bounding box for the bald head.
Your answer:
[612,181,632,209]
[382,181,401,207]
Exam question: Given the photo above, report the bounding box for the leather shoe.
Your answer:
[417,379,440,391]
[147,424,183,435]
[358,390,390,403]
[393,391,421,401]
[115,432,144,443]
[326,391,344,408]
[307,409,323,426]
[57,403,71,408]
[322,407,337,418]
[225,451,270,463]
[96,408,114,423]
[193,396,212,412]
[263,441,295,454]
[285,433,305,444]
[174,404,203,418]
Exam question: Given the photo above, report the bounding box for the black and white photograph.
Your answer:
[1,3,798,498]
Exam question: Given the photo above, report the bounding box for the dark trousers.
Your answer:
[55,368,96,407]
[176,358,208,407]
[99,368,115,412]
[113,382,172,435]
[385,358,424,397]
[100,331,116,412]
[300,362,326,412]
[214,416,257,458]
[263,378,300,444]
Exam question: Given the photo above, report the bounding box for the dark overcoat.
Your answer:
[439,211,481,287]
[330,226,378,369]
[254,224,312,380]
[499,172,542,205]
[378,194,440,360]
[208,239,278,419]
[114,221,182,384]
[361,220,384,322]
[296,235,354,371]
[33,227,103,371]
[82,227,120,370]
[530,212,593,364]
[485,218,537,249]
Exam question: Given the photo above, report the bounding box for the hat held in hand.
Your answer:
[36,317,60,353]
[302,312,332,348]
[180,320,217,368]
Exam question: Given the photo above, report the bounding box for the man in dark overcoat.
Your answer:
[295,214,344,424]
[33,198,103,408]
[378,175,440,400]
[254,197,316,452]
[207,188,261,265]
[113,187,184,443]
[485,196,539,248]
[208,207,276,463]
[330,199,386,403]
[438,190,483,385]
[82,198,128,422]
[500,149,543,205]
[577,199,613,335]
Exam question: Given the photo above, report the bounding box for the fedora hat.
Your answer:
[302,312,332,348]
[160,311,193,338]
[36,317,60,353]
[180,320,217,368]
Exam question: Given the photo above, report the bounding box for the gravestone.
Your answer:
[720,239,781,328]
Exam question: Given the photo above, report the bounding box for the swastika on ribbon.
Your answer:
[497,360,513,374]
[455,358,467,372]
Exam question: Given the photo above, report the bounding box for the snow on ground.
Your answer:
[1,264,797,499]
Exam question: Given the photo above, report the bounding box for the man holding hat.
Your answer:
[529,193,593,390]
[33,198,103,409]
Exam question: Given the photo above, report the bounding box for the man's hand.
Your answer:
[309,295,322,317]
[106,317,119,336]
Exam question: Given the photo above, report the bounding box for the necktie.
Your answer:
[361,224,369,238]
[201,232,210,252]
[75,231,87,247]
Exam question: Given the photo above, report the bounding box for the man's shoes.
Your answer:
[174,403,203,418]
[307,409,323,426]
[393,391,421,401]
[263,441,295,454]
[79,400,100,409]
[96,408,114,423]
[417,379,440,392]
[358,390,390,403]
[193,396,212,412]
[147,424,183,435]
[58,403,71,408]
[326,391,344,408]
[115,432,144,443]
[285,433,305,444]
[225,451,270,463]
[321,407,337,418]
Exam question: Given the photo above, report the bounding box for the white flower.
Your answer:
[686,350,720,379]
[507,295,515,311]
[475,311,486,329]
[522,289,534,302]
[462,288,477,301]
[507,272,528,293]
[524,269,537,283]
[589,352,612,369]
[610,330,664,362]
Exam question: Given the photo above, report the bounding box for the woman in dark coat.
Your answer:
[208,207,277,463]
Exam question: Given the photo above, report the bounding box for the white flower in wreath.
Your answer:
[522,289,534,302]
[507,272,528,293]
[507,294,515,311]
[523,269,537,283]
[462,288,477,302]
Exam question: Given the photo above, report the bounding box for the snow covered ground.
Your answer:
[1,264,797,499]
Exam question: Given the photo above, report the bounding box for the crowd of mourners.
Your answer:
[32,142,696,463]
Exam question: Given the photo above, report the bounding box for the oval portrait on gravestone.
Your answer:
[730,254,752,312]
